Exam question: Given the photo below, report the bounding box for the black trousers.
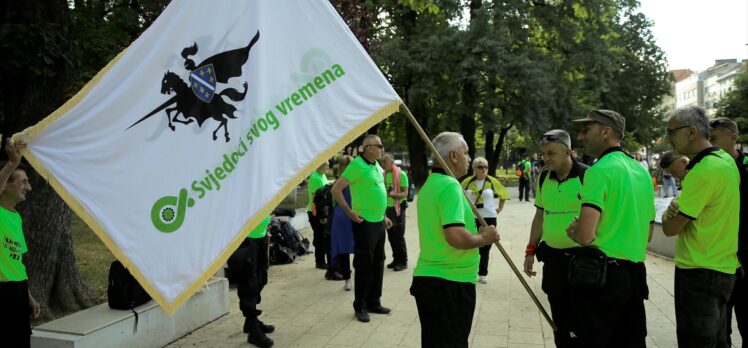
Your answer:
[308,212,330,267]
[0,280,31,348]
[519,177,531,201]
[568,259,648,348]
[727,267,746,347]
[337,254,352,280]
[352,219,386,311]
[536,243,573,348]
[410,276,476,348]
[473,217,497,276]
[227,237,268,318]
[675,267,736,348]
[385,203,408,265]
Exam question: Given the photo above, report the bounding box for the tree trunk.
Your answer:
[487,124,512,175]
[460,0,481,162]
[1,0,93,321]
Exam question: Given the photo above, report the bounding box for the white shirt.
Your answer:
[466,178,498,218]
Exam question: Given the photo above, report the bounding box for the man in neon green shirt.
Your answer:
[524,129,587,348]
[709,117,747,345]
[306,161,342,281]
[662,107,740,347]
[227,216,274,347]
[567,109,654,347]
[518,155,532,201]
[382,154,409,271]
[1,140,40,348]
[331,134,393,323]
[411,132,499,348]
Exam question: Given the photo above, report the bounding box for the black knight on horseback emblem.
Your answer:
[128,31,260,142]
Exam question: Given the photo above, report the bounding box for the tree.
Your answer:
[0,0,92,320]
[716,68,748,143]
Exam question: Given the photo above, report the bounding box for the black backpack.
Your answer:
[312,184,334,220]
[108,261,152,332]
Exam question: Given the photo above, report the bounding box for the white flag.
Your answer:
[17,0,401,313]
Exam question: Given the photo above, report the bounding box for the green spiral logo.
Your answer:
[150,189,195,233]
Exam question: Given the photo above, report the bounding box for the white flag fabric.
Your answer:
[17,0,401,313]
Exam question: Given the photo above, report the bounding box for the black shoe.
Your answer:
[258,319,275,334]
[366,305,391,314]
[325,271,344,281]
[386,262,396,269]
[393,264,407,272]
[315,264,327,269]
[355,309,370,322]
[248,333,274,347]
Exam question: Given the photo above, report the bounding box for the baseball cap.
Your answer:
[573,109,625,139]
[541,129,572,148]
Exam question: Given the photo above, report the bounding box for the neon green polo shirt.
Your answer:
[0,207,27,282]
[247,216,271,239]
[414,168,479,283]
[535,161,588,250]
[307,170,328,212]
[341,156,387,222]
[580,147,655,262]
[385,171,409,207]
[676,147,740,274]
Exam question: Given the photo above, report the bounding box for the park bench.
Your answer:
[31,277,229,348]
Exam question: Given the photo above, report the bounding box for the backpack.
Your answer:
[108,260,152,332]
[312,184,334,220]
[268,219,310,263]
[270,243,296,264]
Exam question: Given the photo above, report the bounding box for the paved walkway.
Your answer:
[168,187,743,347]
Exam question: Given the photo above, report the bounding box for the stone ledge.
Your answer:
[31,277,229,348]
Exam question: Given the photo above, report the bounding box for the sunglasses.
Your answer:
[666,125,690,137]
[475,166,488,170]
[366,144,384,149]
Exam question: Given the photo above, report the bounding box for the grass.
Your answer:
[71,214,115,304]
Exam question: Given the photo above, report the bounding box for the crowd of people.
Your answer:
[2,105,745,348]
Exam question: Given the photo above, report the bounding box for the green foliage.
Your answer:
[716,68,748,143]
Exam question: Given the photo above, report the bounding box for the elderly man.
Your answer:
[662,107,740,348]
[410,132,499,348]
[1,140,40,348]
[566,110,655,347]
[381,154,409,272]
[331,134,393,323]
[708,116,746,346]
[524,129,588,348]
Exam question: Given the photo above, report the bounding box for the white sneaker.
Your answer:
[344,280,352,291]
[478,276,487,284]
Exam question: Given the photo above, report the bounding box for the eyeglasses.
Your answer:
[475,166,488,170]
[365,144,384,149]
[666,125,690,137]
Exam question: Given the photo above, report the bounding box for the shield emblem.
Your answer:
[189,64,217,103]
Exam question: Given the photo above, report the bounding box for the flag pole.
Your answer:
[399,103,557,331]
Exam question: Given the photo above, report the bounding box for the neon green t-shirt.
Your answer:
[0,207,27,282]
[247,216,271,239]
[580,148,655,262]
[307,170,328,212]
[676,148,740,274]
[385,171,409,207]
[341,156,387,222]
[535,162,587,250]
[414,169,479,283]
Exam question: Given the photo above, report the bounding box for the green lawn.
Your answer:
[71,214,114,304]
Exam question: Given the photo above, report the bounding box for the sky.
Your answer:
[637,0,747,71]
